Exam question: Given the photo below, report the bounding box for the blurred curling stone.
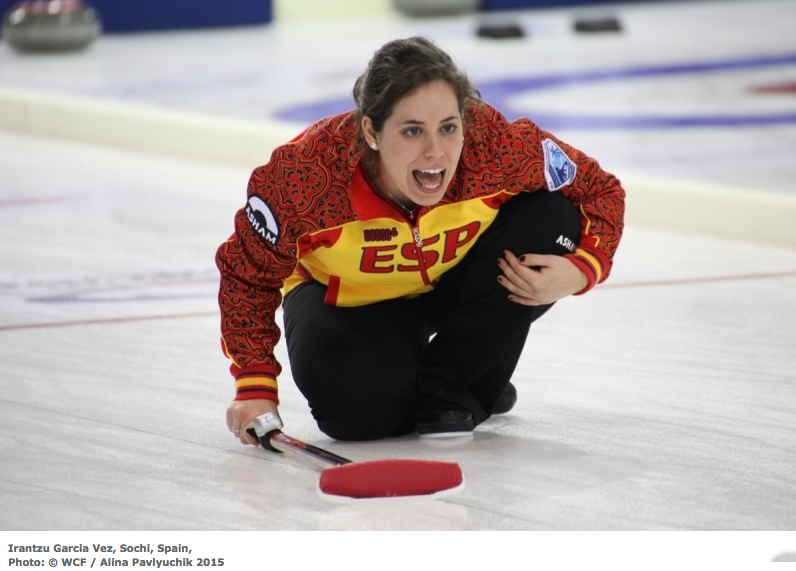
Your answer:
[2,0,102,52]
[573,15,622,33]
[392,0,479,17]
[476,21,525,39]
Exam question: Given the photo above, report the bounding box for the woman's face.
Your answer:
[363,80,464,208]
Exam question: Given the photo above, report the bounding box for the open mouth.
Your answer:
[413,168,445,191]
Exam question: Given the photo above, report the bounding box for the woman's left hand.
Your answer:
[498,251,587,306]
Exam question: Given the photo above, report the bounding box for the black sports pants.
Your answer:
[282,191,580,440]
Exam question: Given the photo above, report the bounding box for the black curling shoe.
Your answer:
[416,404,475,438]
[493,382,517,415]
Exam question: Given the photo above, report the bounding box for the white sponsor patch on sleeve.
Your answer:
[245,195,280,245]
[542,138,577,191]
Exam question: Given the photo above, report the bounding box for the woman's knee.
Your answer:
[317,417,413,441]
[314,396,415,441]
[488,191,581,256]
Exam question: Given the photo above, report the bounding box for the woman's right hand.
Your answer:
[226,399,279,446]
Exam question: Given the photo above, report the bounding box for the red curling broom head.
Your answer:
[318,458,464,500]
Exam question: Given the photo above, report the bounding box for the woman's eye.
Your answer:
[404,127,421,137]
[441,124,458,135]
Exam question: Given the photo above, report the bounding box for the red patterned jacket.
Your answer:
[216,101,625,403]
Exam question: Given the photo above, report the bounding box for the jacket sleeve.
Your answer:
[495,112,625,293]
[215,160,300,403]
[547,131,625,293]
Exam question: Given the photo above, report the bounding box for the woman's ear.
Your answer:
[361,116,378,149]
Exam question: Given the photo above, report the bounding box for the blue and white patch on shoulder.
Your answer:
[246,195,280,245]
[542,138,577,191]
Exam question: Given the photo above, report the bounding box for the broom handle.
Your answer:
[248,411,352,468]
[268,431,352,468]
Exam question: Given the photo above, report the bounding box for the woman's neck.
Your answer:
[364,161,417,214]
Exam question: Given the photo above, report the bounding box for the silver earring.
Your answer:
[370,142,378,150]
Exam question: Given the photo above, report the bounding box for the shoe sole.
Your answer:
[417,430,474,439]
